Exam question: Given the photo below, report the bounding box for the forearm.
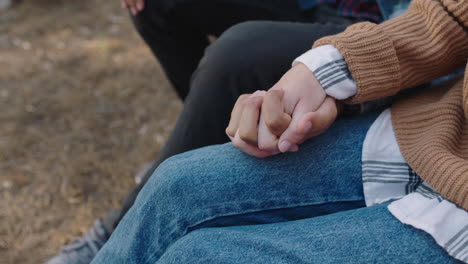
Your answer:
[313,0,468,104]
[294,45,391,117]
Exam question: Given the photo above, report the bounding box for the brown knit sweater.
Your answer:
[313,0,468,210]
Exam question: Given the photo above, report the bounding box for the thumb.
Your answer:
[300,97,338,137]
[277,96,337,152]
[282,97,339,148]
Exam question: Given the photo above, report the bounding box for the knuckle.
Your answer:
[264,91,274,100]
[245,96,261,107]
[241,101,258,112]
[243,99,255,108]
[267,89,282,98]
[225,126,235,137]
[240,98,251,108]
[265,118,284,132]
[238,130,256,144]
[238,94,250,102]
[238,130,248,140]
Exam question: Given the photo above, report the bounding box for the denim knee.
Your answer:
[140,144,252,216]
[138,150,222,216]
[139,154,192,203]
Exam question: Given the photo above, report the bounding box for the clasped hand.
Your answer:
[226,63,340,158]
[121,0,145,15]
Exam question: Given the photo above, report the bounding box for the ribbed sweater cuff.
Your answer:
[444,0,468,30]
[314,0,468,105]
[313,22,401,104]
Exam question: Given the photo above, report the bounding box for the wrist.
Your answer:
[293,62,326,97]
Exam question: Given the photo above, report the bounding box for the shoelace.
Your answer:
[60,221,106,256]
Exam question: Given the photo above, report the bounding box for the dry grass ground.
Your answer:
[0,1,182,263]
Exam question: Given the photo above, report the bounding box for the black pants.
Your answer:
[102,1,361,234]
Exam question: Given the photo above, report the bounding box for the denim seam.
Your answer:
[143,196,364,264]
[188,196,365,227]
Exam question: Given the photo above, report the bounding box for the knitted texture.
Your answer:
[314,0,468,210]
[392,77,468,211]
[465,64,468,116]
[444,0,468,30]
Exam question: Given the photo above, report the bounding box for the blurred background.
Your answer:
[0,0,182,263]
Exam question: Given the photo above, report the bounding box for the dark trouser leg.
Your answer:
[102,21,352,234]
[131,0,306,99]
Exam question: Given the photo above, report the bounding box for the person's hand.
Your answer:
[260,93,341,152]
[226,90,340,158]
[227,63,340,157]
[258,63,329,153]
[121,0,145,15]
[226,91,291,158]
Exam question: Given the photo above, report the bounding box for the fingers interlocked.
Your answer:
[226,90,292,158]
[257,90,291,152]
[263,90,291,136]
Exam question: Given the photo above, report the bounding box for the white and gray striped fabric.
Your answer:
[365,109,468,263]
[293,45,357,100]
[295,48,468,263]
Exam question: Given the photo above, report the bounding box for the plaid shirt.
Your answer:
[298,0,383,22]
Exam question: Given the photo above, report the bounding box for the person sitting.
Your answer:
[47,0,409,263]
[86,0,468,262]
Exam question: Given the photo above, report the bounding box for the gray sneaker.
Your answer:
[0,0,15,10]
[46,220,108,264]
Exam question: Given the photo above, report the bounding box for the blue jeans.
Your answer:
[91,112,456,263]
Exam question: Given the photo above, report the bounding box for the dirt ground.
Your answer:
[0,1,182,263]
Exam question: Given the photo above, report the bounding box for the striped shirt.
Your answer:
[294,45,468,263]
[298,0,383,22]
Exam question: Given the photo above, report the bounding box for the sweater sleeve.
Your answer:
[313,0,468,104]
